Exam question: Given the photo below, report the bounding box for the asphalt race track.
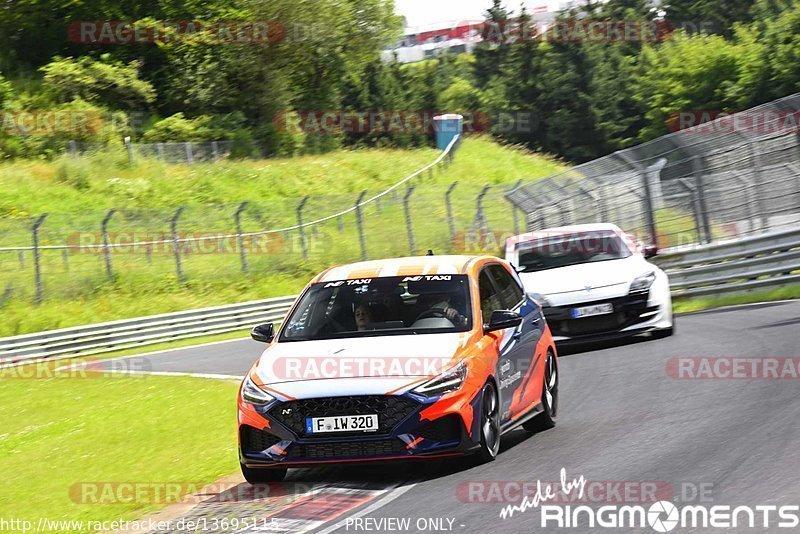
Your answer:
[128,301,800,534]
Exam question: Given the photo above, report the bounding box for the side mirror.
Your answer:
[484,310,522,334]
[643,244,659,259]
[251,323,275,343]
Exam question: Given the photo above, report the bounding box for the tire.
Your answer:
[523,350,558,433]
[474,381,501,463]
[240,462,287,484]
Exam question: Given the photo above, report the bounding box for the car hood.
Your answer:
[519,256,650,298]
[253,333,468,399]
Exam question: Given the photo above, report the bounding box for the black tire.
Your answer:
[474,381,501,463]
[523,350,558,433]
[240,463,287,484]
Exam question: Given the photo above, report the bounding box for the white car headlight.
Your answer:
[241,375,275,406]
[630,271,656,293]
[413,361,467,397]
[528,292,552,307]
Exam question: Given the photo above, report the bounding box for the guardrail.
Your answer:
[0,295,297,366]
[2,226,798,366]
[657,227,800,299]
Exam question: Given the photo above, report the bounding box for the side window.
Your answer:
[489,264,524,310]
[478,270,503,323]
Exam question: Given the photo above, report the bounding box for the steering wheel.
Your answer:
[413,308,450,322]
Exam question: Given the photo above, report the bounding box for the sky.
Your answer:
[394,0,557,28]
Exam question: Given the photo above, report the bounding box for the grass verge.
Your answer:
[0,373,239,532]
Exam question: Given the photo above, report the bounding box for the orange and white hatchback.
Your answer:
[237,255,558,483]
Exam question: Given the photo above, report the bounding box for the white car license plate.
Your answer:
[305,414,378,434]
[571,303,614,318]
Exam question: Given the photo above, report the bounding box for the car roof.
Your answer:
[312,255,500,283]
[505,223,624,248]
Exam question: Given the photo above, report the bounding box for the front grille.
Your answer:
[240,425,282,452]
[416,415,463,443]
[268,395,420,436]
[287,439,407,459]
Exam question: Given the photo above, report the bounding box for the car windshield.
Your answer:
[280,275,472,341]
[517,230,632,272]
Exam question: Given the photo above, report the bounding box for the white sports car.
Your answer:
[505,223,673,344]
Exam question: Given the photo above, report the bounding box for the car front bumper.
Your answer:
[238,392,482,468]
[542,290,670,344]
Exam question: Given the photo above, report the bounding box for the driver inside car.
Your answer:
[418,292,468,327]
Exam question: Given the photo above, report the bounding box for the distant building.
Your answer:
[381,20,484,63]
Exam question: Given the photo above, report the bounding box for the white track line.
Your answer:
[312,481,421,534]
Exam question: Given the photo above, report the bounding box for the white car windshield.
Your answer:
[280,275,472,341]
[517,230,632,272]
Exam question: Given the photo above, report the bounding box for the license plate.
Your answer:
[571,303,614,318]
[305,414,378,434]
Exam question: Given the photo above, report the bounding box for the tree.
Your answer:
[40,55,156,109]
[473,0,512,89]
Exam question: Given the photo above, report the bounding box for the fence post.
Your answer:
[234,202,249,273]
[355,190,368,261]
[171,207,186,283]
[445,181,459,243]
[211,141,219,161]
[614,151,658,245]
[61,249,69,271]
[403,186,417,255]
[157,143,165,160]
[472,185,491,232]
[747,143,768,232]
[101,209,116,281]
[690,156,713,243]
[732,171,758,234]
[69,140,78,157]
[124,137,134,164]
[32,214,48,304]
[185,142,194,164]
[296,196,310,261]
[677,178,703,244]
[508,180,523,234]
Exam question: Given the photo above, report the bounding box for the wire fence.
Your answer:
[66,140,260,164]
[507,93,800,249]
[0,135,532,305]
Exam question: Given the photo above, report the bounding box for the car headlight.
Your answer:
[413,361,468,397]
[528,292,552,307]
[241,374,275,406]
[630,271,656,293]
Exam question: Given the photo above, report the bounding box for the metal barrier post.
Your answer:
[403,186,417,255]
[472,185,491,232]
[690,156,713,243]
[32,214,48,304]
[235,202,249,273]
[171,207,186,283]
[296,196,310,261]
[101,209,116,281]
[355,190,368,261]
[445,181,459,243]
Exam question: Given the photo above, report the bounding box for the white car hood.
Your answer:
[253,333,466,399]
[519,256,651,306]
